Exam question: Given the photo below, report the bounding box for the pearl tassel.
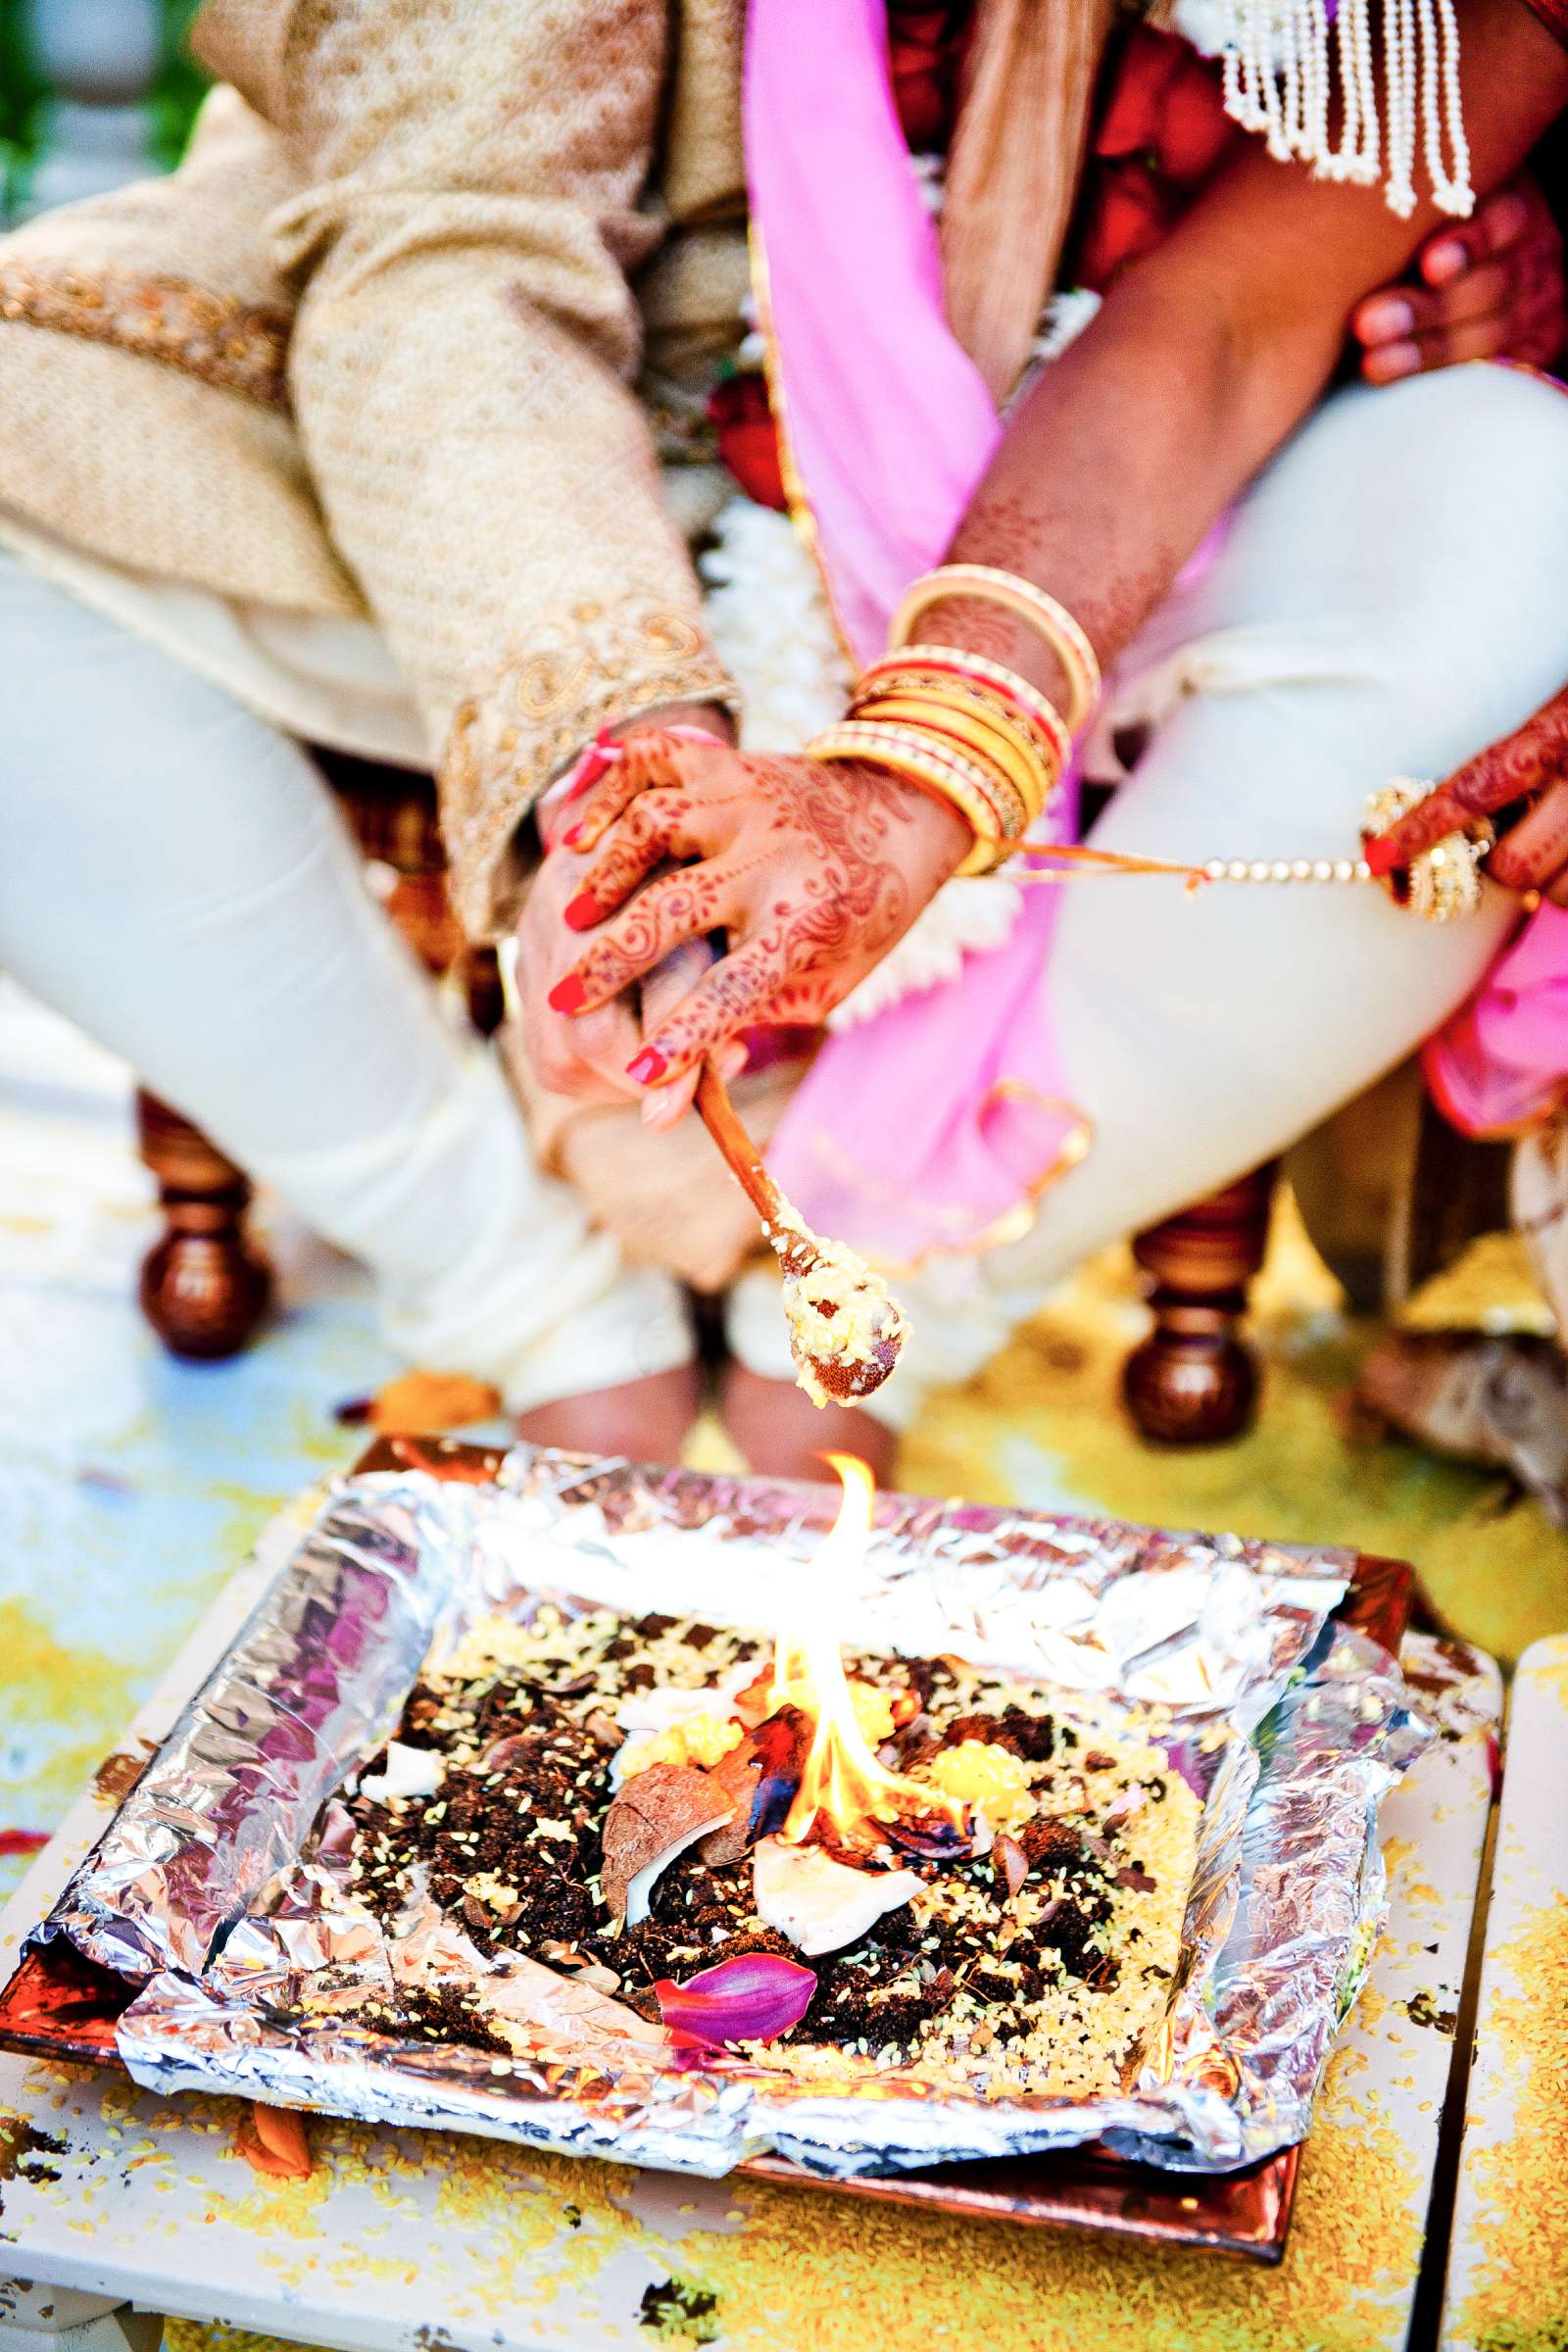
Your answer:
[1213,0,1471,219]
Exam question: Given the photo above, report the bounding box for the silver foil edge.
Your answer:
[43,1446,1424,2178]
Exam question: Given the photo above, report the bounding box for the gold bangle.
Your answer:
[854,655,1073,827]
[811,721,1012,831]
[858,655,1075,777]
[808,722,1012,875]
[852,694,1052,828]
[888,564,1101,733]
[820,714,1030,839]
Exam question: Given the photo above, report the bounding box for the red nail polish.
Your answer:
[1363,837,1399,878]
[564,889,602,930]
[626,1048,667,1086]
[548,973,588,1013]
[559,822,585,850]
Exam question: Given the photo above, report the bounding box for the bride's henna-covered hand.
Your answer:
[1367,683,1568,906]
[526,730,968,1100]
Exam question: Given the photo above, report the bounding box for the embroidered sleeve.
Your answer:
[219,0,741,939]
[441,604,742,936]
[0,262,289,404]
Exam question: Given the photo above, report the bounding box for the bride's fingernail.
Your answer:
[1363,838,1399,877]
[564,889,603,930]
[626,1048,667,1086]
[559,822,585,850]
[548,974,588,1013]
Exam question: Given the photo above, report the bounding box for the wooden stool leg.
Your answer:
[1121,1162,1279,1446]
[461,944,505,1038]
[136,1091,271,1360]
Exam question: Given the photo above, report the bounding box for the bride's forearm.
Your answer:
[917,0,1568,704]
[922,272,1254,699]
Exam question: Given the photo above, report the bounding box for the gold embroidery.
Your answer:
[0,261,291,408]
[439,603,742,935]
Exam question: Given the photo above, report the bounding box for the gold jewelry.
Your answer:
[1361,779,1492,922]
[852,690,1054,827]
[857,648,1074,764]
[888,564,1101,733]
[809,721,1013,874]
[857,669,1071,806]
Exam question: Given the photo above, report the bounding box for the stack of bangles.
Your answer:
[806,563,1484,917]
[808,563,1099,876]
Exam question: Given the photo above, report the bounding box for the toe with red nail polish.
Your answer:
[626,1048,667,1086]
[548,973,588,1013]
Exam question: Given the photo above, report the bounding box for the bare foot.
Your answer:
[719,1362,898,1486]
[515,1365,702,1467]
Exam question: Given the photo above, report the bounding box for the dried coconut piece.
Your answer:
[359,1740,445,1806]
[601,1762,736,1931]
[753,1836,923,1957]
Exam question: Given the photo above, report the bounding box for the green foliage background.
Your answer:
[0,0,207,220]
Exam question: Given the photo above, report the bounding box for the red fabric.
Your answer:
[887,3,972,148]
[708,370,789,510]
[1073,25,1240,291]
[1518,0,1568,46]
[713,14,1240,505]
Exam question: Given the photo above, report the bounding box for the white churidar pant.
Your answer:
[2,363,1566,1418]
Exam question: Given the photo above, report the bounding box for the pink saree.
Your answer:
[750,0,1565,1266]
[749,0,1086,1265]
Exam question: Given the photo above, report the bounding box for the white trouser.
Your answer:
[0,549,692,1410]
[4,363,1566,1425]
[728,364,1568,1422]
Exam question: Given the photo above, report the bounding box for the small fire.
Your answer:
[768,1454,964,1848]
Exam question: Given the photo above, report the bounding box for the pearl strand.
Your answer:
[1202,857,1374,886]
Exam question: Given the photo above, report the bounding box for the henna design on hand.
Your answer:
[1488,780,1568,893]
[545,738,968,1081]
[1374,683,1568,882]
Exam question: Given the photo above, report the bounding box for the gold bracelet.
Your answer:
[858,654,1074,777]
[852,692,1051,829]
[808,722,1013,875]
[888,564,1101,733]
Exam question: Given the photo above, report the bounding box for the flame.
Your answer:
[768,1455,963,1847]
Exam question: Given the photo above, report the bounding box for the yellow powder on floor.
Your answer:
[165,2036,1424,2352]
[1454,1889,1568,2351]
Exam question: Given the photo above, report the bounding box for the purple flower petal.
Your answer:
[653,1952,816,2046]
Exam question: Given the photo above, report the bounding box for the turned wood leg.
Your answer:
[1121,1162,1279,1446]
[461,944,506,1037]
[135,1091,271,1360]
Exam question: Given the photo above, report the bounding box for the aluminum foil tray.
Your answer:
[5,1439,1424,2258]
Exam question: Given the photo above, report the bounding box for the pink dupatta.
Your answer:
[749,0,1086,1265]
[749,0,1566,1260]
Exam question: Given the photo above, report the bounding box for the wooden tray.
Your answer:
[0,1440,1414,2265]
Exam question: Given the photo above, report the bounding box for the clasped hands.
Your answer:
[514,720,969,1130]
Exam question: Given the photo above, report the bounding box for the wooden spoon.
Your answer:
[694,1065,907,1407]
